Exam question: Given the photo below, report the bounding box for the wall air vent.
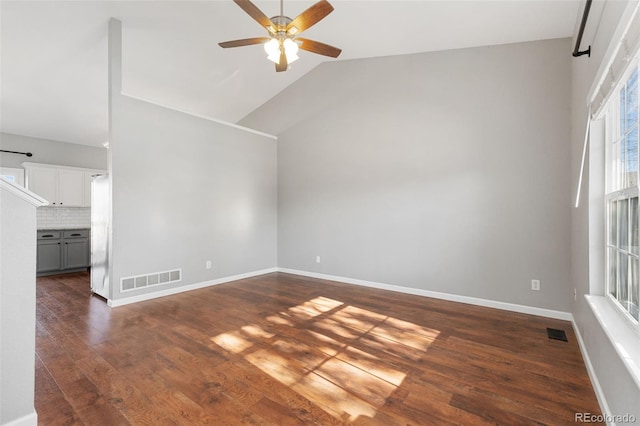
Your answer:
[120,269,182,293]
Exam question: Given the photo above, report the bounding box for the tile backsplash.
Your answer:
[37,207,91,229]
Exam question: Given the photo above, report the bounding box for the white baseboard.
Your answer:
[107,268,277,307]
[277,268,573,321]
[571,318,613,424]
[3,411,37,426]
[108,265,573,321]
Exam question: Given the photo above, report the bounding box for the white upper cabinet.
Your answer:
[23,163,106,207]
[57,169,85,206]
[27,166,57,203]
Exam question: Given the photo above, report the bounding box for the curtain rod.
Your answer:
[573,0,592,58]
[0,149,33,157]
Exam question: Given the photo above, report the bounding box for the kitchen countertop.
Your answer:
[37,226,90,231]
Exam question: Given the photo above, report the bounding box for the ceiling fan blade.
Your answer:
[233,0,274,31]
[296,38,341,58]
[276,50,288,72]
[286,0,334,34]
[218,37,270,48]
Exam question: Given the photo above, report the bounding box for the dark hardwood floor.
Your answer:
[35,271,602,425]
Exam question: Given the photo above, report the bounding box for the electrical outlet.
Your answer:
[315,256,321,264]
[531,280,541,291]
[206,260,212,269]
[573,288,577,301]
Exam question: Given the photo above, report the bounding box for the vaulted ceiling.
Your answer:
[1,1,580,147]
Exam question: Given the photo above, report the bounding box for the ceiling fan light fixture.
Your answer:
[283,38,299,63]
[264,38,280,63]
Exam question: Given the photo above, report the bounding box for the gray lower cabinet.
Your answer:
[37,229,90,276]
[63,230,90,269]
[37,231,63,273]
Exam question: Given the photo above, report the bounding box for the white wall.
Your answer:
[0,132,107,170]
[243,38,572,312]
[0,185,42,425]
[108,19,277,302]
[570,0,640,418]
[109,96,278,300]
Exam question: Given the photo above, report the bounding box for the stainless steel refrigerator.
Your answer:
[90,174,110,299]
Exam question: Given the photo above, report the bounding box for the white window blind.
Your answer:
[589,1,640,119]
[577,2,640,208]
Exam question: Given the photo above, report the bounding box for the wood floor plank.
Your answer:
[36,398,84,426]
[248,397,305,425]
[35,271,603,425]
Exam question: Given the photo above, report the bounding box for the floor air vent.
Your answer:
[546,328,568,342]
[120,269,181,292]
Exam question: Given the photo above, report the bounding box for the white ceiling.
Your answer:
[0,0,580,147]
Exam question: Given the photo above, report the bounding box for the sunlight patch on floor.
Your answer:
[210,330,252,354]
[210,296,440,421]
[287,296,343,320]
[244,348,304,386]
[241,324,275,339]
[315,358,397,406]
[306,330,347,356]
[291,371,378,421]
[336,346,405,386]
[315,317,364,339]
[265,314,293,326]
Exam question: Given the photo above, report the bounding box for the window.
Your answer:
[606,65,639,323]
[0,167,25,187]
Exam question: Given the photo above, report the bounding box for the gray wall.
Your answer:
[109,19,277,301]
[0,132,107,170]
[570,0,640,418]
[0,187,38,424]
[243,38,572,312]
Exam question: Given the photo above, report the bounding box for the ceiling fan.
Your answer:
[219,0,342,72]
